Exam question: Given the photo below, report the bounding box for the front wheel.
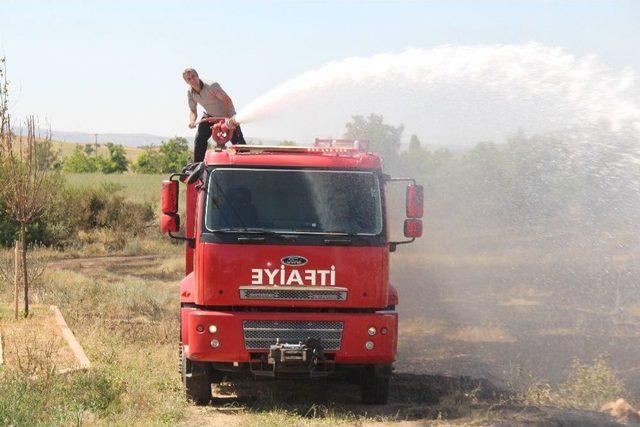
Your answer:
[180,345,212,405]
[360,365,391,404]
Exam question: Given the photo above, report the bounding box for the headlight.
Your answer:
[209,325,218,333]
[365,341,374,350]
[210,339,220,348]
[367,326,377,336]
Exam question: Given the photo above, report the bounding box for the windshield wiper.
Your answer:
[214,228,296,240]
[320,230,367,244]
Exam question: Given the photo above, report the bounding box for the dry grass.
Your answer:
[446,326,516,343]
[511,355,629,411]
[627,303,640,319]
[400,317,448,337]
[65,172,168,205]
[0,255,185,425]
[0,305,78,374]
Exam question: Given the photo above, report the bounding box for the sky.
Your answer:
[0,0,639,142]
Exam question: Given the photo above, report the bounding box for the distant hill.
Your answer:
[50,130,172,147]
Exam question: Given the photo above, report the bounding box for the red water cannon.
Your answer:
[200,117,235,147]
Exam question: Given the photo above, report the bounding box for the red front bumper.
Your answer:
[181,308,398,364]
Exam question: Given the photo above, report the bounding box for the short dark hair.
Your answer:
[182,68,198,77]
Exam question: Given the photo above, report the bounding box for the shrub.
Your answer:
[560,355,626,410]
[63,143,129,174]
[63,146,102,173]
[133,146,163,173]
[133,137,189,174]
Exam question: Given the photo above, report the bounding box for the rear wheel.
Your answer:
[180,345,212,405]
[360,365,390,404]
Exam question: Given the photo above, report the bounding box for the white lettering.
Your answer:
[286,269,304,286]
[248,266,340,287]
[318,270,330,286]
[251,269,263,285]
[265,269,279,285]
[304,270,317,286]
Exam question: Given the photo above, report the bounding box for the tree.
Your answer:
[63,146,101,172]
[159,137,189,173]
[133,138,189,174]
[281,140,297,146]
[133,145,163,173]
[344,113,403,171]
[0,115,56,318]
[408,134,421,151]
[103,142,128,173]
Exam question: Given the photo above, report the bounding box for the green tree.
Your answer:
[102,142,128,173]
[133,145,163,174]
[63,146,101,173]
[344,113,403,171]
[133,138,189,174]
[281,140,297,146]
[159,137,189,173]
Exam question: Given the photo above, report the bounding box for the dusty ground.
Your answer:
[43,250,637,426]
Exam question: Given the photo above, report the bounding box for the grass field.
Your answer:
[65,173,166,204]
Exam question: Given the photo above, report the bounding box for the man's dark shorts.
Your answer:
[194,117,246,162]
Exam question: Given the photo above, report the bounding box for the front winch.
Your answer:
[250,338,334,378]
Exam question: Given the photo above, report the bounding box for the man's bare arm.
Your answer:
[188,110,197,129]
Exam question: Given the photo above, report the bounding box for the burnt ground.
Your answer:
[392,229,640,398]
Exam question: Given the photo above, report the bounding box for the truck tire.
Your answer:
[180,346,211,405]
[360,366,390,404]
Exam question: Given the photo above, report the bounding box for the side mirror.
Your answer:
[161,213,180,234]
[406,184,424,218]
[161,180,179,214]
[160,180,180,234]
[404,218,423,238]
[388,178,424,251]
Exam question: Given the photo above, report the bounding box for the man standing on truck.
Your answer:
[183,68,246,162]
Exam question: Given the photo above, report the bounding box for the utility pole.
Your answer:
[94,133,98,156]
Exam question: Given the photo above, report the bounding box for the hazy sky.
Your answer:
[1,0,638,141]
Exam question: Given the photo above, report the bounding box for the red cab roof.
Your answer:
[203,143,383,170]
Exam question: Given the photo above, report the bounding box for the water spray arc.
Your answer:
[233,43,640,147]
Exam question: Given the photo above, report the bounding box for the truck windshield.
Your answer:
[205,169,383,235]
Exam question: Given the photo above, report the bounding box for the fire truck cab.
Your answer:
[160,139,423,405]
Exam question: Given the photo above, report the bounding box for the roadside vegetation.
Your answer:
[0,254,184,425]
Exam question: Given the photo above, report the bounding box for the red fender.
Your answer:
[180,272,196,304]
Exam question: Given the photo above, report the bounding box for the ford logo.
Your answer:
[281,255,308,266]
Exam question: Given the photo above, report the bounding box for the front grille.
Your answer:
[243,320,344,351]
[239,286,347,301]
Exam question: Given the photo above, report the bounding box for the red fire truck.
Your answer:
[160,138,423,405]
